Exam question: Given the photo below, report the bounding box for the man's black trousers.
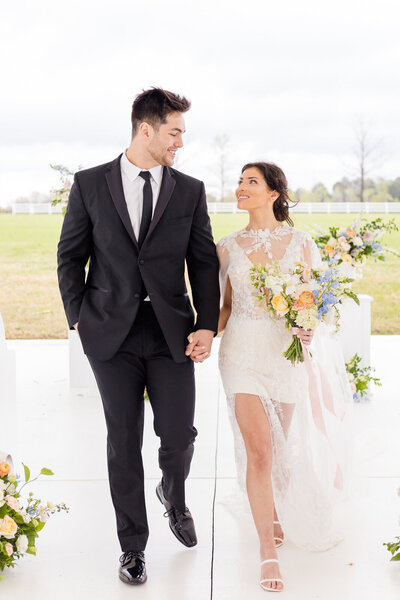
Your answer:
[87,302,197,552]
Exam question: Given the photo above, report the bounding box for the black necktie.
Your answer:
[138,171,153,248]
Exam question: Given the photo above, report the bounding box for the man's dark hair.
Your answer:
[131,87,191,137]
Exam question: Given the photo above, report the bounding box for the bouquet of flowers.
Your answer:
[0,459,68,578]
[250,262,359,365]
[311,217,399,275]
[345,353,382,402]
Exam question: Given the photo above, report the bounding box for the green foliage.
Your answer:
[40,468,54,476]
[383,537,400,561]
[345,353,381,402]
[22,463,30,482]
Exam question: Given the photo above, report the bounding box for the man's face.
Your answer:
[147,112,185,167]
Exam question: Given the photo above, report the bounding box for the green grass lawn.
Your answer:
[0,213,399,338]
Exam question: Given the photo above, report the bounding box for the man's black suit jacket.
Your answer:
[57,155,220,362]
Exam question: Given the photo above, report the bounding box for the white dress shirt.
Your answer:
[120,151,163,241]
[120,152,163,301]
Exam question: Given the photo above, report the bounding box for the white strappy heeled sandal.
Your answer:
[260,558,284,592]
[274,520,284,548]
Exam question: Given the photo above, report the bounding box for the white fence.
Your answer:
[207,202,400,214]
[12,203,63,214]
[11,201,400,215]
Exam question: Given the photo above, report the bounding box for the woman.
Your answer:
[217,162,352,592]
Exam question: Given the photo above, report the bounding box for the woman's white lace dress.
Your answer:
[217,226,353,551]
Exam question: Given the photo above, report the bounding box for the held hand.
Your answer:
[293,328,314,347]
[73,322,79,337]
[185,329,214,363]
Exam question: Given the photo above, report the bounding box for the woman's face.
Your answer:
[235,167,278,211]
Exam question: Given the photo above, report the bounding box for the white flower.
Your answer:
[6,483,16,495]
[340,241,351,251]
[347,373,355,382]
[38,505,50,523]
[0,480,7,492]
[324,307,338,328]
[16,534,28,554]
[18,509,31,523]
[350,382,356,393]
[353,236,363,247]
[295,306,319,329]
[318,262,329,273]
[0,489,4,507]
[286,283,296,295]
[328,237,337,246]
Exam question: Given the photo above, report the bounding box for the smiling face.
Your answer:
[144,111,185,167]
[236,167,279,210]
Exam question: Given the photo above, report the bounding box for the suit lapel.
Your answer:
[145,167,176,241]
[105,155,139,251]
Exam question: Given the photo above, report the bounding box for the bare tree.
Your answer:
[213,134,232,201]
[352,119,384,202]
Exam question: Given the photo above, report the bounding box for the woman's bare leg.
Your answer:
[235,393,283,591]
[273,401,295,544]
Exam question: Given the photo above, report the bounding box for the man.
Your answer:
[57,88,220,585]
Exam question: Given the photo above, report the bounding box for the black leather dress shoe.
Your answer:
[118,551,147,585]
[156,481,197,547]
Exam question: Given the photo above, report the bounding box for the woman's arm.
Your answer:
[218,275,232,334]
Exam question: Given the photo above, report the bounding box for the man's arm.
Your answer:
[185,182,220,361]
[57,174,92,329]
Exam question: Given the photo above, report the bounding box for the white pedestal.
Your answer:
[68,329,99,395]
[337,294,373,366]
[0,312,17,457]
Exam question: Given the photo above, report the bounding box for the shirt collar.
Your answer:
[121,151,163,184]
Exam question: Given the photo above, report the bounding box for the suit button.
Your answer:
[134,293,140,299]
[139,259,145,265]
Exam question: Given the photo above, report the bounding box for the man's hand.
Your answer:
[73,322,79,336]
[185,329,214,363]
[293,328,314,346]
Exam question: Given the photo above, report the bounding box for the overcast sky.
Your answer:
[1,0,399,205]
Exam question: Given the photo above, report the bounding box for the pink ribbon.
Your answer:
[301,341,344,491]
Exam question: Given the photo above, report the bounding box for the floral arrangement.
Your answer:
[345,353,381,402]
[50,163,80,214]
[311,217,399,275]
[250,262,359,365]
[0,459,68,578]
[383,487,400,561]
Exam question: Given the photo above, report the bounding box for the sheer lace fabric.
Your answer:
[217,226,353,551]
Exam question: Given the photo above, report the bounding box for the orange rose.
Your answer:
[346,229,355,237]
[271,295,289,315]
[0,462,11,476]
[298,291,315,307]
[324,244,335,257]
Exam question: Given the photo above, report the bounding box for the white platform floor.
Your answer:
[1,336,400,599]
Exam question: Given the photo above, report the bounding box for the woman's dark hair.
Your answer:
[241,162,297,226]
[131,87,191,137]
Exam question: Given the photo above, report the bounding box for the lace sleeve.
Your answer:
[216,240,230,307]
[302,234,323,270]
